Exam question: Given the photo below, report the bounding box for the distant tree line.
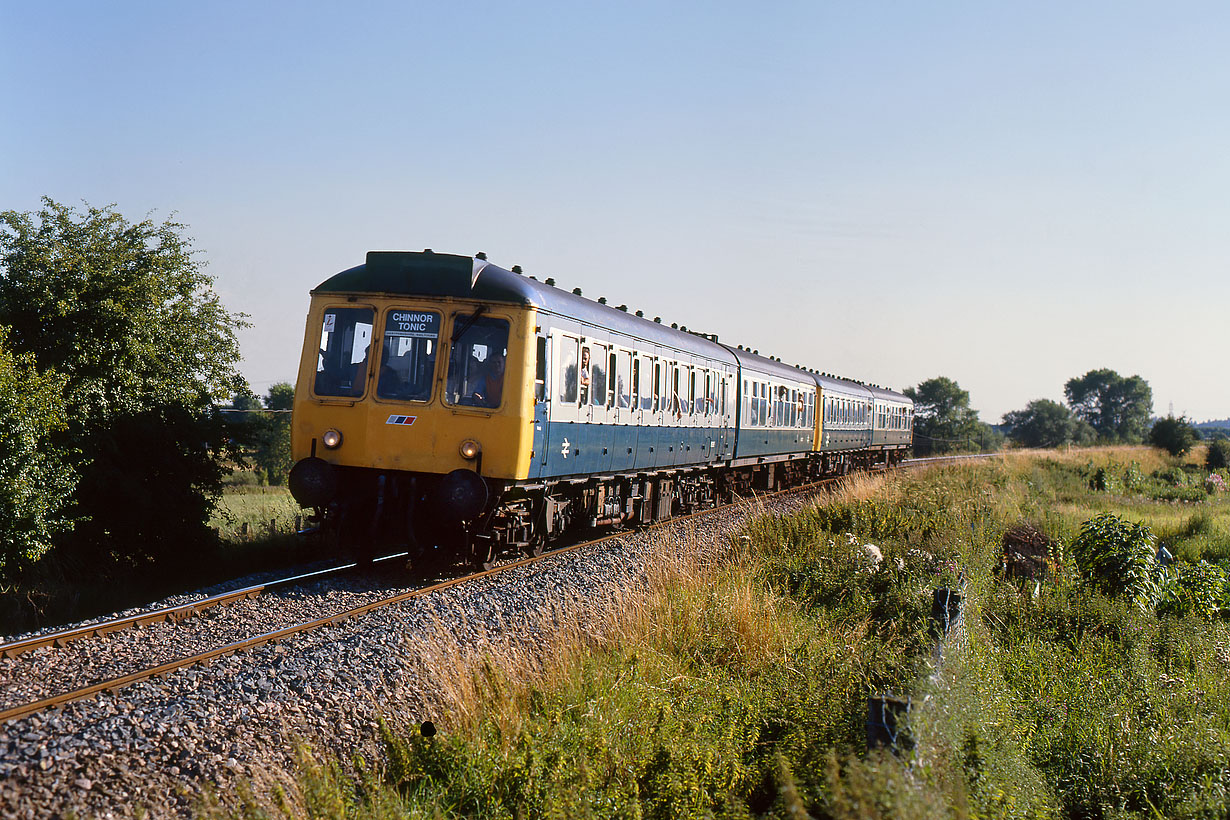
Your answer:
[0,198,249,582]
[905,368,1204,457]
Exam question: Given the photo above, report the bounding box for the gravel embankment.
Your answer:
[0,491,819,819]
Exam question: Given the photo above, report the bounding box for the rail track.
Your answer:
[0,453,993,725]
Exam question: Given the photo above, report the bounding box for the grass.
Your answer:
[209,448,1230,818]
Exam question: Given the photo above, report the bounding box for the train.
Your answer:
[287,250,913,569]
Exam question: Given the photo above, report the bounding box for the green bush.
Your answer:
[0,333,77,579]
[1155,466,1189,487]
[1070,513,1161,610]
[1156,560,1227,619]
[1207,439,1230,470]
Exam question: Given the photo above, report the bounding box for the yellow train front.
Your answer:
[288,250,538,568]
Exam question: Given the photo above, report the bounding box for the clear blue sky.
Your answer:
[5,1,1228,422]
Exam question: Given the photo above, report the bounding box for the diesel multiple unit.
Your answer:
[288,251,913,569]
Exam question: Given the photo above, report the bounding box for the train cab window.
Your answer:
[446,315,509,408]
[315,307,374,397]
[557,337,579,404]
[377,309,439,402]
[534,337,548,403]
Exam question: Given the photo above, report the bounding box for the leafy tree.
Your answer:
[230,386,262,411]
[252,382,294,485]
[265,381,295,411]
[1064,368,1153,443]
[1002,399,1080,449]
[1207,439,1230,470]
[903,376,984,455]
[1149,415,1197,456]
[0,198,248,567]
[0,330,77,578]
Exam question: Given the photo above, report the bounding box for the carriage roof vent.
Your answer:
[598,297,607,304]
[654,317,661,323]
[618,304,628,312]
[475,251,487,260]
[572,287,582,295]
[671,322,678,329]
[635,309,644,317]
[511,265,522,274]
[545,277,556,286]
[423,248,433,253]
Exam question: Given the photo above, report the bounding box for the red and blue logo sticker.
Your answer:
[386,415,417,426]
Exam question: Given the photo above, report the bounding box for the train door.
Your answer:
[585,342,611,473]
[631,353,651,468]
[530,331,550,480]
[609,347,633,472]
[543,330,583,477]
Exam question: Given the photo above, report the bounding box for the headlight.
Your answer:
[322,429,343,449]
[459,439,481,460]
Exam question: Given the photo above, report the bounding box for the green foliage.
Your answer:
[1070,513,1161,610]
[0,331,77,579]
[1207,439,1230,470]
[1064,368,1153,444]
[903,375,986,455]
[978,585,1230,818]
[1003,398,1081,448]
[227,382,295,486]
[1156,560,1227,619]
[1149,415,1197,456]
[0,198,248,568]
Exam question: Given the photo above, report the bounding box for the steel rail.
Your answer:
[0,552,408,659]
[0,477,851,725]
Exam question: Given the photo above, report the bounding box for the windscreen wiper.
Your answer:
[451,306,488,342]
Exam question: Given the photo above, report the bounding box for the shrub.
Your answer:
[0,333,77,579]
[1150,415,1197,456]
[1156,560,1227,619]
[1070,513,1161,610]
[1207,439,1230,470]
[1155,466,1189,487]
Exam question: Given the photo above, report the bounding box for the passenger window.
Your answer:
[631,358,640,409]
[590,346,608,406]
[653,361,661,412]
[315,307,374,397]
[557,337,578,404]
[446,314,509,408]
[671,367,681,418]
[607,351,617,408]
[616,350,631,409]
[688,369,697,415]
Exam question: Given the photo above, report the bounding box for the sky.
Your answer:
[4,1,1228,423]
